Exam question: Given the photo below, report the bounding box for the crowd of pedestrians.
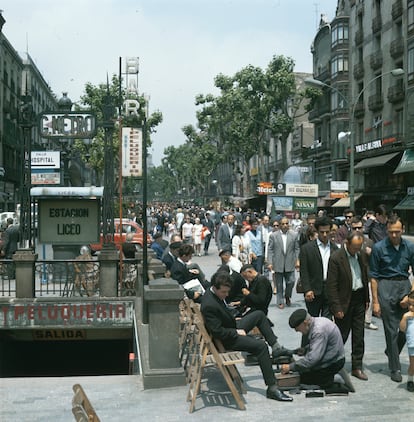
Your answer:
[130,201,414,396]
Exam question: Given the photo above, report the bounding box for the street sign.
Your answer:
[31,151,61,185]
[39,112,97,139]
[121,127,142,177]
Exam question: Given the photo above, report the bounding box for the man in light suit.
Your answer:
[267,217,300,308]
[327,231,370,381]
[299,216,338,318]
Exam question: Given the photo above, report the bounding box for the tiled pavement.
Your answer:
[1,242,413,421]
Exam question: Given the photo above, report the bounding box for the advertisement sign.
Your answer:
[272,196,293,211]
[330,181,348,191]
[293,197,317,211]
[0,301,134,328]
[121,127,142,177]
[285,184,318,198]
[257,182,285,195]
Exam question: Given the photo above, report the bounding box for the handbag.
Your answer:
[296,278,304,294]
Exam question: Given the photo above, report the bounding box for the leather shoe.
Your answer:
[351,369,368,381]
[272,346,294,358]
[407,381,414,392]
[266,386,293,402]
[285,297,291,306]
[391,370,402,383]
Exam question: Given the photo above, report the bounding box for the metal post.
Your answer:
[142,116,148,286]
[19,95,34,249]
[102,84,116,244]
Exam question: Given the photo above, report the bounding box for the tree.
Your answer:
[193,55,315,194]
[73,75,163,185]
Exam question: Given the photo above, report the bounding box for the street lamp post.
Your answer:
[102,83,116,245]
[18,94,34,248]
[305,68,404,210]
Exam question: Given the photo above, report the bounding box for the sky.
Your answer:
[1,0,337,165]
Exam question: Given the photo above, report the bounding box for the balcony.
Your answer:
[354,101,365,118]
[368,93,384,111]
[355,29,364,45]
[308,103,330,122]
[372,15,382,34]
[353,63,364,79]
[392,0,403,21]
[370,51,383,71]
[387,84,405,103]
[390,37,404,59]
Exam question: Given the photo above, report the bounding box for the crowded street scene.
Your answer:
[1,0,414,420]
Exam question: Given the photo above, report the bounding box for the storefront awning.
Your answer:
[332,193,363,208]
[394,195,414,210]
[354,152,400,170]
[394,149,414,174]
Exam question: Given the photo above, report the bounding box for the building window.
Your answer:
[331,22,349,47]
[331,54,349,78]
[409,0,414,33]
[408,44,414,83]
[331,87,348,111]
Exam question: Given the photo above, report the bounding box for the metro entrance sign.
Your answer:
[39,112,97,139]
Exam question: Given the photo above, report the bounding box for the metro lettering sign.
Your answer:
[39,112,97,139]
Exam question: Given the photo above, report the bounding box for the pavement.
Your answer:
[1,241,413,421]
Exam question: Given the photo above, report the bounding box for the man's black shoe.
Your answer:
[272,347,294,358]
[266,386,293,402]
[407,381,414,392]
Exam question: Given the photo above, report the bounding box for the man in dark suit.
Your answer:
[200,271,293,402]
[239,264,273,316]
[202,212,215,255]
[327,231,370,381]
[299,216,338,318]
[171,244,207,300]
[2,218,21,279]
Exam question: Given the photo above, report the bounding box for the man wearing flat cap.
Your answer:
[280,309,345,389]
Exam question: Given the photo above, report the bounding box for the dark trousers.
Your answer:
[203,234,212,252]
[252,255,264,274]
[378,278,411,372]
[300,357,345,388]
[305,292,331,319]
[334,289,365,370]
[226,310,277,386]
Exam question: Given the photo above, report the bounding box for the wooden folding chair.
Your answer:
[186,301,246,413]
[72,384,100,422]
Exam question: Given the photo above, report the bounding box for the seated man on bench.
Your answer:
[200,271,293,402]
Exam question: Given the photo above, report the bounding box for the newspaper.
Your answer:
[183,278,205,294]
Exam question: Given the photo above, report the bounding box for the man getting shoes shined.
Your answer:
[201,271,293,402]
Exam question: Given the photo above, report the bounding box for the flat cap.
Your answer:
[288,309,307,328]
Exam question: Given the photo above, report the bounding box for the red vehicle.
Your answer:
[90,219,152,253]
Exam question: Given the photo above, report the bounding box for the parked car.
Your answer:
[89,219,151,253]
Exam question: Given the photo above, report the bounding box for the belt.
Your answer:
[382,276,408,281]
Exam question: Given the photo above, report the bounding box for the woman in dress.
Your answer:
[232,225,251,265]
[192,217,203,256]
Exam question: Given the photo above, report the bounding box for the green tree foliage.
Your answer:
[73,75,162,184]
